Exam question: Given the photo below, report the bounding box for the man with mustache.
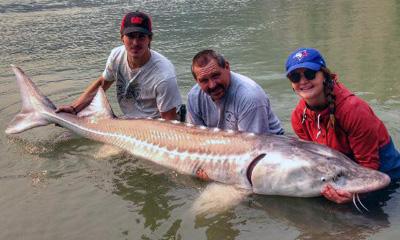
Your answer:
[187,50,284,135]
[56,11,182,121]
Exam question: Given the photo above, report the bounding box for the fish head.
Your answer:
[250,148,390,197]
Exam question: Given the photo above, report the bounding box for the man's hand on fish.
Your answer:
[54,106,77,127]
[55,105,77,115]
[321,184,353,204]
[196,169,211,182]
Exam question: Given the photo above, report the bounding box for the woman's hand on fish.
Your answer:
[321,184,353,204]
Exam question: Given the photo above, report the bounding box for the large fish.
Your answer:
[6,65,390,201]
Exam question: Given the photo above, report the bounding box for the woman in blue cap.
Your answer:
[285,48,400,203]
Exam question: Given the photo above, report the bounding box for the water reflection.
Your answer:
[195,211,241,240]
[249,183,400,240]
[112,161,245,239]
[112,161,185,233]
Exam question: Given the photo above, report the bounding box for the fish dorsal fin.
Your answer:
[78,87,116,119]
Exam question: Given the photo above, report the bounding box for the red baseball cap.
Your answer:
[120,11,153,36]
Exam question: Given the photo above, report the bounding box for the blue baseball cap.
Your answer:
[285,48,326,77]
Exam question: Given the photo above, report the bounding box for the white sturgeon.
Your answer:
[6,65,390,198]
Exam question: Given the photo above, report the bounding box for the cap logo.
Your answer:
[131,17,143,24]
[293,50,308,61]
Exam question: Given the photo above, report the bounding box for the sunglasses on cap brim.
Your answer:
[288,69,318,83]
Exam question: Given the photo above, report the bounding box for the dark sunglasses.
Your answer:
[288,69,317,83]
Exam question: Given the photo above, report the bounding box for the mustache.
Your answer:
[208,85,223,93]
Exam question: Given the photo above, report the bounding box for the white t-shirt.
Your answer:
[102,46,182,118]
[187,71,284,135]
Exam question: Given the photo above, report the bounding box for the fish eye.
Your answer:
[321,177,326,182]
[337,173,341,178]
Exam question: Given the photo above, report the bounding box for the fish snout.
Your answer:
[334,169,391,194]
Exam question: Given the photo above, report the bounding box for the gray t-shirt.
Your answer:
[187,71,284,135]
[102,46,182,118]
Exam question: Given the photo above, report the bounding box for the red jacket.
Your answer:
[291,80,390,170]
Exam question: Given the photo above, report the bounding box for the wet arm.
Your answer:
[160,107,177,121]
[55,76,114,114]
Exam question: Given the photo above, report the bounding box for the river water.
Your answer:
[1,0,400,239]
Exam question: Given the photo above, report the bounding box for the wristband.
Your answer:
[70,105,77,115]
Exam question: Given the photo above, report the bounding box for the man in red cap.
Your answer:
[56,11,182,120]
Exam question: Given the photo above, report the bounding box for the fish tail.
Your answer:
[5,65,56,134]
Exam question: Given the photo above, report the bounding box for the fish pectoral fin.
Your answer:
[191,183,251,214]
[92,144,127,159]
[78,87,116,119]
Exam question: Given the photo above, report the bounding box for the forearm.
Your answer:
[72,77,113,113]
[160,107,177,121]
